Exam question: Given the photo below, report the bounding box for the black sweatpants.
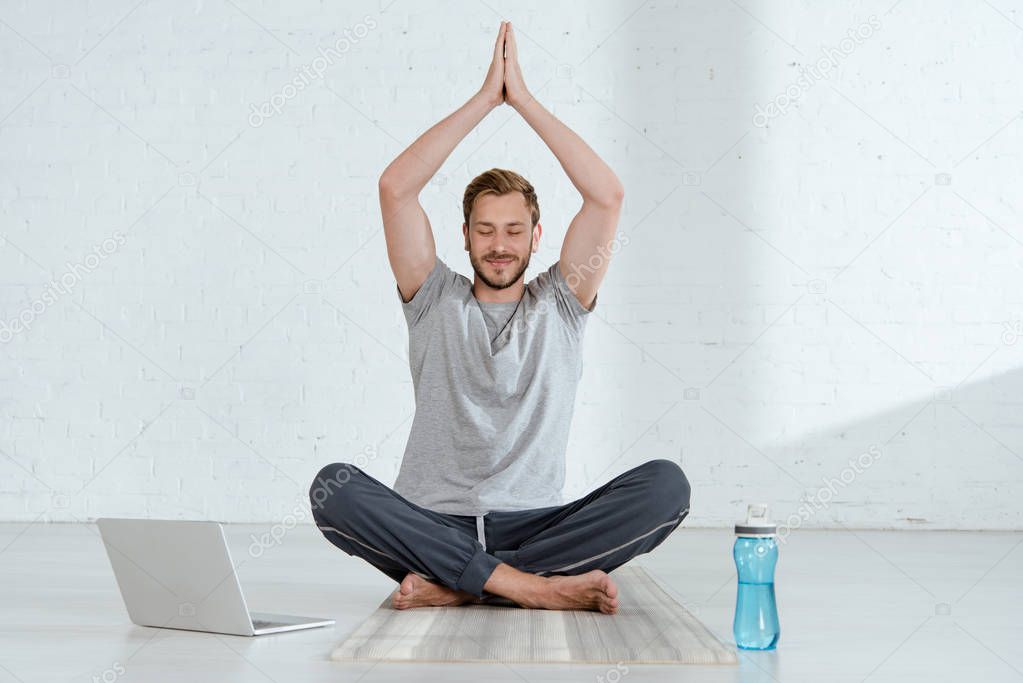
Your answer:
[309,458,691,599]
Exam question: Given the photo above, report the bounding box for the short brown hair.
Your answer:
[462,168,540,229]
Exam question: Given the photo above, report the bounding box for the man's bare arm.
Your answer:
[380,23,508,303]
[503,22,624,310]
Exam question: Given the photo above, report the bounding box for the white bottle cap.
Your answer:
[734,503,777,537]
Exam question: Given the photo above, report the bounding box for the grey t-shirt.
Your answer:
[393,255,597,515]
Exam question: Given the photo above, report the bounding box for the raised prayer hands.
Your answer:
[479,22,509,108]
[478,21,533,111]
[501,22,533,110]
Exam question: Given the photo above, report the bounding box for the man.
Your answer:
[310,21,690,614]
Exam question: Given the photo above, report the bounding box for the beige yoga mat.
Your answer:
[331,565,738,664]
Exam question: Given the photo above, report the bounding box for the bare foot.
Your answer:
[391,572,482,610]
[532,570,619,614]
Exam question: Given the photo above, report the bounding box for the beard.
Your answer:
[468,236,533,291]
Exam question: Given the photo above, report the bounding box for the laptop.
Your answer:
[97,518,334,636]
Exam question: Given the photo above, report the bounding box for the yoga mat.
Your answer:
[331,565,738,664]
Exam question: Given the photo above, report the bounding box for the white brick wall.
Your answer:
[1,2,1020,529]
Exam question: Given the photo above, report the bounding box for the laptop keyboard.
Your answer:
[252,619,277,629]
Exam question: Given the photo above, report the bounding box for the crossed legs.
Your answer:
[309,459,690,613]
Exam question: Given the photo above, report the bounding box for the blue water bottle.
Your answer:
[733,503,780,650]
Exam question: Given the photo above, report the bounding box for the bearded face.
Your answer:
[464,192,539,291]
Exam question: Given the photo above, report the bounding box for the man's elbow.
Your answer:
[379,174,424,204]
[378,174,400,198]
[608,182,625,205]
[589,183,624,209]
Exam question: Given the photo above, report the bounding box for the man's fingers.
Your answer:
[493,21,507,63]
[506,22,517,59]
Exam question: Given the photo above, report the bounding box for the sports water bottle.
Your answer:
[733,503,780,650]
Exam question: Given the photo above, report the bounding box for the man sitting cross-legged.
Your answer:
[310,21,690,614]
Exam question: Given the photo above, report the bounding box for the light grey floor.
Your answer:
[0,522,1019,682]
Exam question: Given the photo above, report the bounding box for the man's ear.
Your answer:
[463,223,469,251]
[532,222,542,252]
